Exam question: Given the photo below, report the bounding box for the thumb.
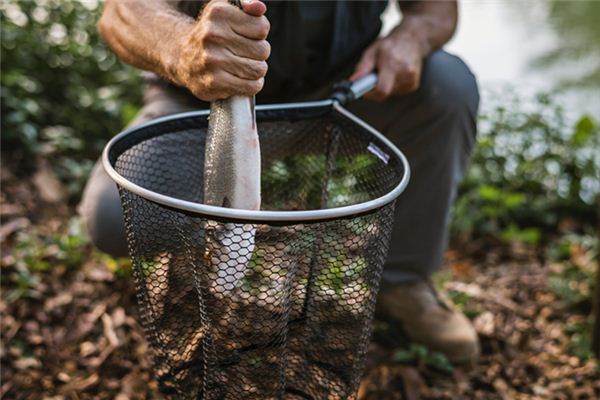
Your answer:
[350,45,377,81]
[240,0,267,16]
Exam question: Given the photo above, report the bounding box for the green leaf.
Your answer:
[571,115,595,146]
[478,185,501,201]
[503,192,525,208]
[425,351,454,373]
[392,349,416,363]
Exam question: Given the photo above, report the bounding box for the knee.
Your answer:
[79,164,129,257]
[419,51,480,118]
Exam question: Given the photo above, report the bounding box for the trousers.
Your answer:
[78,50,479,283]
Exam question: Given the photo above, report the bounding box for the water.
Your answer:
[382,0,600,116]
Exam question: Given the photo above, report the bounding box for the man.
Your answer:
[83,0,480,364]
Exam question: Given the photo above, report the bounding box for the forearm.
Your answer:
[392,1,458,57]
[98,0,196,83]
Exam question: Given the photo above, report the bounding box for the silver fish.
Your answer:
[203,95,261,293]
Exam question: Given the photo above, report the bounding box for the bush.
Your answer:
[452,92,599,244]
[1,0,143,198]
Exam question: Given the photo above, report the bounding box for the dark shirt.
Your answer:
[172,0,388,102]
[298,2,335,79]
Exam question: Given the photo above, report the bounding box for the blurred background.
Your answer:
[1,0,598,398]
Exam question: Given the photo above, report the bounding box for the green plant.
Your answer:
[566,317,595,361]
[262,152,379,210]
[548,233,597,308]
[4,217,130,302]
[1,0,143,199]
[392,343,454,373]
[452,93,599,244]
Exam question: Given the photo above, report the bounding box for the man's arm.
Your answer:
[351,1,458,101]
[98,0,270,101]
[396,1,457,57]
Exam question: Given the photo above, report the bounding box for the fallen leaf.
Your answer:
[14,357,42,370]
[102,313,120,348]
[44,292,73,312]
[59,374,99,394]
[474,311,495,336]
[0,217,30,242]
[32,158,65,204]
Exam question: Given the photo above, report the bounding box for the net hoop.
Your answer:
[102,100,410,222]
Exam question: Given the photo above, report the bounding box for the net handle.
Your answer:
[332,73,378,105]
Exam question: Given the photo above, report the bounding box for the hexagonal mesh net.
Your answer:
[107,104,407,399]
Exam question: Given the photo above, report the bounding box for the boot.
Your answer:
[376,280,480,364]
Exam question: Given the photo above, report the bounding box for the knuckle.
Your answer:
[258,17,270,38]
[202,51,213,66]
[258,40,271,60]
[202,51,220,68]
[247,61,267,79]
[203,73,216,89]
[257,61,268,77]
[249,78,264,94]
[200,25,223,45]
[388,54,403,67]
[205,2,227,20]
[405,65,419,78]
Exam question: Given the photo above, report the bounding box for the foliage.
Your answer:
[548,233,597,309]
[566,317,595,361]
[392,343,454,374]
[4,217,131,303]
[1,0,143,198]
[452,92,599,244]
[262,153,379,210]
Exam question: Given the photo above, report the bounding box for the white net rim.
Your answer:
[102,100,411,222]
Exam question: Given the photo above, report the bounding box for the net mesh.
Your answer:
[111,107,405,399]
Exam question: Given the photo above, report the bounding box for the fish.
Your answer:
[203,95,261,294]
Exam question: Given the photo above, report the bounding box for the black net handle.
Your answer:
[332,73,378,105]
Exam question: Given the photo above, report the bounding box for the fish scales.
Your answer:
[204,96,260,209]
[203,96,261,294]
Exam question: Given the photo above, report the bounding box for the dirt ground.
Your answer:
[1,168,598,399]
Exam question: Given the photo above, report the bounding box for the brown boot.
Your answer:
[376,280,480,365]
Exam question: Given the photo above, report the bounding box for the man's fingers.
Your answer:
[221,53,268,80]
[230,15,270,40]
[240,0,267,17]
[365,67,395,102]
[205,1,270,40]
[217,71,265,98]
[224,34,270,60]
[190,71,263,101]
[350,45,377,81]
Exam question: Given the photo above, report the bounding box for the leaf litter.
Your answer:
[1,175,598,399]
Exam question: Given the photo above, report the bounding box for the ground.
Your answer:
[1,167,598,399]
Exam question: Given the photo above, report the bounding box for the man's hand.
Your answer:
[98,0,270,101]
[350,34,423,102]
[174,0,270,101]
[350,1,457,102]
